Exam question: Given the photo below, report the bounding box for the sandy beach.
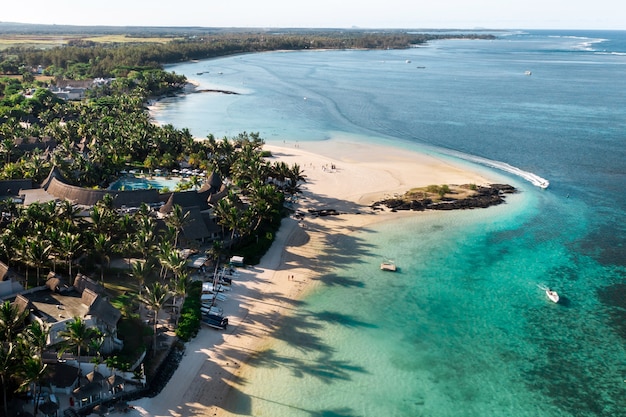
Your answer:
[113,139,494,417]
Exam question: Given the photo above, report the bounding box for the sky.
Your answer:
[1,0,624,30]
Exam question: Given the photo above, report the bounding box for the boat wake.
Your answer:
[439,149,550,189]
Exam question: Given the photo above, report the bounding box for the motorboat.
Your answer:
[380,260,397,272]
[546,289,560,303]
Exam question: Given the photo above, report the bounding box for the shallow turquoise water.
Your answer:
[154,30,626,416]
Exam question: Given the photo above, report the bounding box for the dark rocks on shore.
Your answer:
[371,184,516,212]
[308,208,342,216]
[196,88,239,95]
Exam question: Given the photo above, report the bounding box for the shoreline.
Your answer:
[111,139,501,417]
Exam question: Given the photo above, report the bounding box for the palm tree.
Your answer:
[21,321,50,358]
[92,233,113,285]
[55,200,84,231]
[18,356,48,416]
[163,250,186,282]
[58,232,83,279]
[206,240,225,269]
[131,259,153,295]
[57,317,102,378]
[23,238,52,287]
[0,229,17,267]
[188,175,203,190]
[0,342,18,417]
[90,204,117,237]
[172,270,191,325]
[214,197,245,248]
[248,183,282,231]
[156,240,174,280]
[0,300,28,343]
[287,162,307,194]
[166,204,189,248]
[140,282,171,354]
[0,138,15,164]
[134,228,156,261]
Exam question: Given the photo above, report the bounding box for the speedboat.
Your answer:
[380,260,397,272]
[546,289,560,303]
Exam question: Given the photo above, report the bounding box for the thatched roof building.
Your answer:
[73,273,104,295]
[42,167,162,208]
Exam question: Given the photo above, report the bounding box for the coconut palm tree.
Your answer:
[140,282,171,354]
[92,233,113,285]
[206,240,225,269]
[55,200,84,231]
[58,232,83,279]
[57,317,102,378]
[287,162,307,193]
[0,300,28,343]
[131,259,153,295]
[0,138,15,164]
[21,321,50,358]
[172,270,191,325]
[156,240,174,280]
[0,229,17,267]
[214,197,245,248]
[165,204,189,248]
[90,204,117,237]
[188,174,203,190]
[22,238,52,287]
[163,250,186,283]
[0,342,18,417]
[18,355,48,415]
[248,182,282,231]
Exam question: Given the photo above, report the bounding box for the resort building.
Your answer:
[13,272,123,354]
[2,167,224,238]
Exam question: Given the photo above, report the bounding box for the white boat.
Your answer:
[546,289,559,303]
[380,260,397,272]
[524,70,532,76]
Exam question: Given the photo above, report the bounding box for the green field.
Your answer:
[0,34,178,49]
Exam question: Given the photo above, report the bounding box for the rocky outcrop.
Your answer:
[371,184,516,212]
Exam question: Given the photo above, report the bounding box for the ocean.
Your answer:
[153,30,626,416]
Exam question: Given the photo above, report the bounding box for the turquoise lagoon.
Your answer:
[154,30,626,416]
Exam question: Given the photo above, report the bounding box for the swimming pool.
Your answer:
[108,176,182,191]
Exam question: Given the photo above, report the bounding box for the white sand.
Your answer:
[112,139,494,417]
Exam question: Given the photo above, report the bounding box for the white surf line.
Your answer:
[439,148,550,189]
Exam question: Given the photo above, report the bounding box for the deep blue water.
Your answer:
[154,30,626,416]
